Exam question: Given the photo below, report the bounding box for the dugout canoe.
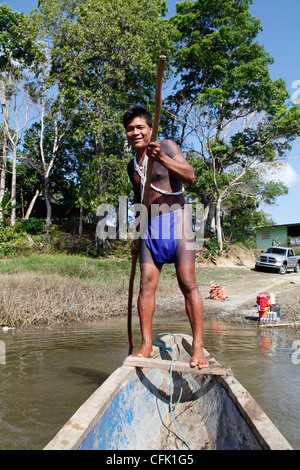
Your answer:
[44,333,292,451]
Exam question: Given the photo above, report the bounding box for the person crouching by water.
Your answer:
[124,104,209,369]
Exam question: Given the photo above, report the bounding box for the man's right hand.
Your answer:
[131,239,140,255]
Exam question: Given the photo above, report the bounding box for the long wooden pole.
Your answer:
[127,55,166,355]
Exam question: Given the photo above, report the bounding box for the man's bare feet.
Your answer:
[190,344,209,369]
[129,345,154,359]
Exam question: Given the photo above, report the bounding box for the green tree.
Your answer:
[0,4,41,225]
[21,117,76,222]
[166,0,300,249]
[221,165,288,240]
[34,0,175,226]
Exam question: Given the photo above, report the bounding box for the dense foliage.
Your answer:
[0,0,299,255]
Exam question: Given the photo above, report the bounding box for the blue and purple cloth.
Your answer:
[145,210,178,264]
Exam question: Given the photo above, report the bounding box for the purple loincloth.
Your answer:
[145,210,178,264]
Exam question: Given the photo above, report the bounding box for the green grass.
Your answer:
[0,253,134,327]
[0,253,131,282]
[0,251,258,328]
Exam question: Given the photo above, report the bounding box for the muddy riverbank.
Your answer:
[156,264,300,325]
[1,253,300,328]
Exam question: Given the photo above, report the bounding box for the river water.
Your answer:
[0,316,299,450]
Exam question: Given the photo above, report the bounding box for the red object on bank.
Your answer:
[257,292,270,318]
[209,285,229,301]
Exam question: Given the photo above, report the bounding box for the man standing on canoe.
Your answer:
[124,104,209,369]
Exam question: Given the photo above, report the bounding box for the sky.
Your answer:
[2,0,300,225]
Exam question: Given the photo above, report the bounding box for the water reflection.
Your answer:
[258,327,297,355]
[206,321,228,351]
[203,322,300,450]
[0,317,299,450]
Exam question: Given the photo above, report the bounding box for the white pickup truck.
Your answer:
[255,246,300,275]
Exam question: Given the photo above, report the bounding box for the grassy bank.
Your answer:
[0,249,259,328]
[0,253,182,328]
[2,249,299,329]
[0,254,130,327]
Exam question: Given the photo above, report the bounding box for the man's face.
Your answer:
[126,116,152,152]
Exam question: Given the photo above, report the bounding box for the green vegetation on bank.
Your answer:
[0,218,123,262]
[1,242,299,329]
[0,250,231,328]
[0,220,231,261]
[0,249,178,328]
[1,216,299,328]
[1,1,299,253]
[0,253,129,280]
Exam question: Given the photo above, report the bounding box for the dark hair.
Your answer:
[123,104,152,130]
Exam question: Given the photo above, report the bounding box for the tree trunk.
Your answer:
[0,72,11,225]
[10,146,17,226]
[24,189,40,220]
[79,205,83,237]
[0,90,10,225]
[45,176,52,228]
[208,200,216,234]
[215,196,223,251]
[202,202,210,237]
[0,155,7,224]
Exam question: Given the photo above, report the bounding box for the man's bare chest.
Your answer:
[152,161,169,182]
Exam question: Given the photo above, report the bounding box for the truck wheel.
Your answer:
[279,264,287,275]
[294,264,300,273]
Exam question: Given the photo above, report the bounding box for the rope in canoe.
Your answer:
[155,333,191,451]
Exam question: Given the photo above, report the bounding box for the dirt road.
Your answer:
[155,265,300,325]
[202,267,300,324]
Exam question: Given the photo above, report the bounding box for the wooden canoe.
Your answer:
[44,333,292,451]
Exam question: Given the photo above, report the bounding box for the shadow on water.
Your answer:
[67,366,110,385]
